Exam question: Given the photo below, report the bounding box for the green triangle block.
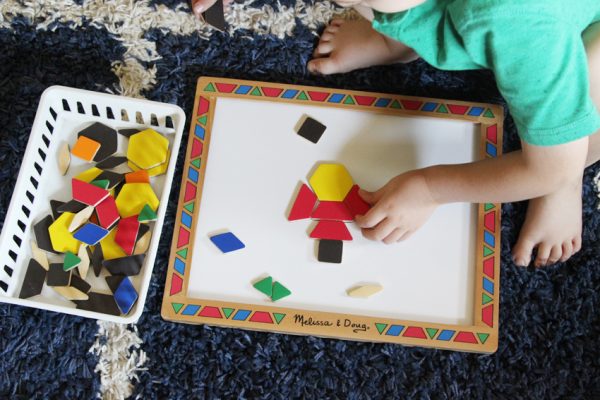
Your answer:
[375,323,387,334]
[176,248,188,260]
[437,104,449,113]
[253,276,273,297]
[204,83,216,92]
[250,87,262,96]
[477,333,489,344]
[172,303,184,314]
[390,100,401,109]
[191,159,201,168]
[197,115,208,126]
[343,96,355,105]
[138,204,157,223]
[426,328,439,339]
[297,91,308,100]
[484,203,495,211]
[271,281,291,302]
[222,308,234,319]
[483,108,495,118]
[273,313,286,324]
[184,203,195,213]
[482,293,493,305]
[63,251,81,271]
[90,179,110,189]
[483,246,494,257]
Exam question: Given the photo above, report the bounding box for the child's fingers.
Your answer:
[361,218,396,242]
[357,188,380,205]
[382,228,406,244]
[355,204,386,228]
[396,229,413,242]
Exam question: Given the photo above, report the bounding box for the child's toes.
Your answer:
[534,243,552,267]
[512,238,535,266]
[547,244,563,265]
[559,240,573,262]
[572,236,582,253]
[307,56,341,75]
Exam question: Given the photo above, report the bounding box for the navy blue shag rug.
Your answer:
[0,1,599,398]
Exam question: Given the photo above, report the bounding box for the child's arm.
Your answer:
[356,137,588,242]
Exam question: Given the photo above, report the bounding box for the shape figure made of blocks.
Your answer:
[288,163,371,263]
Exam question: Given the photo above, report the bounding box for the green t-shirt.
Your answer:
[373,0,600,146]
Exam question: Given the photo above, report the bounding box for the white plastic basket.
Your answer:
[0,86,185,323]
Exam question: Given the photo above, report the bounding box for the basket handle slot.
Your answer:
[49,107,57,120]
[3,265,13,277]
[8,250,17,262]
[21,205,30,218]
[62,99,70,112]
[17,220,25,232]
[121,109,129,122]
[92,104,100,117]
[106,107,115,119]
[0,280,7,292]
[77,101,85,114]
[46,121,54,134]
[165,116,174,129]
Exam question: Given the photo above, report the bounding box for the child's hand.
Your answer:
[355,171,438,244]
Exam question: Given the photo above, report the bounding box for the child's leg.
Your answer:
[307,17,418,75]
[512,22,600,266]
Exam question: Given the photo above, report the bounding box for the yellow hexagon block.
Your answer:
[100,228,127,260]
[309,163,354,201]
[115,183,159,218]
[128,150,170,177]
[49,212,82,253]
[127,129,169,169]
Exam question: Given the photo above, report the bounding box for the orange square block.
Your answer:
[125,170,150,184]
[71,136,101,162]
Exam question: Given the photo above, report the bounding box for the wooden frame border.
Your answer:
[161,77,503,353]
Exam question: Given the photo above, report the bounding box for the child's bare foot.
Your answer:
[307,18,418,75]
[512,184,582,267]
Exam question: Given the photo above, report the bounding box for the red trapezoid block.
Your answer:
[114,216,140,256]
[288,184,317,221]
[184,182,197,202]
[170,273,183,295]
[191,138,203,158]
[199,305,222,318]
[482,304,494,327]
[177,227,190,248]
[487,125,498,144]
[343,185,371,218]
[261,87,283,97]
[249,311,273,323]
[215,83,236,93]
[307,91,329,102]
[403,326,427,339]
[310,220,353,241]
[447,104,469,115]
[311,201,353,221]
[400,100,423,110]
[72,179,109,206]
[454,331,478,344]
[484,210,496,232]
[198,96,210,115]
[483,257,494,278]
[354,95,376,106]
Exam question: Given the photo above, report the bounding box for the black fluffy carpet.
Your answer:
[0,1,599,398]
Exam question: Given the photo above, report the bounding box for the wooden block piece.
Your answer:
[78,245,90,279]
[311,201,353,221]
[54,274,92,300]
[95,170,124,189]
[18,259,47,299]
[71,135,101,162]
[138,204,157,223]
[57,199,87,214]
[317,239,343,263]
[253,276,273,297]
[127,150,170,177]
[209,232,245,253]
[288,183,318,221]
[102,254,145,276]
[73,223,109,246]
[113,277,138,314]
[297,116,326,144]
[100,228,127,260]
[63,251,81,271]
[95,155,127,169]
[133,228,151,255]
[125,170,150,184]
[50,200,65,220]
[310,221,352,241]
[114,216,140,255]
[47,263,72,287]
[74,167,103,183]
[30,241,49,270]
[48,213,81,254]
[115,183,159,218]
[72,179,110,206]
[106,275,125,293]
[33,215,57,253]
[95,196,120,229]
[271,281,291,302]
[346,284,383,298]
[343,185,371,219]
[127,129,169,169]
[68,205,94,232]
[117,128,140,138]
[202,0,226,30]
[90,245,104,277]
[309,164,354,201]
[74,292,121,316]
[90,179,110,189]
[77,122,118,162]
[57,142,71,175]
